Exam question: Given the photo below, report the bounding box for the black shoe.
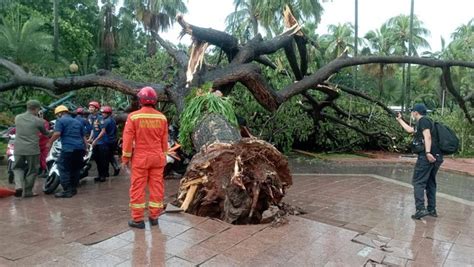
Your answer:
[14,189,23,197]
[128,220,145,229]
[99,177,107,182]
[23,193,39,198]
[411,209,429,220]
[428,209,438,217]
[149,218,159,226]
[71,189,78,196]
[55,191,74,198]
[94,177,100,182]
[113,168,120,176]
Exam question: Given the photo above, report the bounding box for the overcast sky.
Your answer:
[155,0,473,53]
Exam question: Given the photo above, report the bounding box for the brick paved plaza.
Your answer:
[0,156,473,266]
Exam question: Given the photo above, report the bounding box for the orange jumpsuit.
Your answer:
[122,106,168,222]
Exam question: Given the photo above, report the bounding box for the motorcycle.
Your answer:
[43,141,93,194]
[164,126,190,179]
[116,125,190,178]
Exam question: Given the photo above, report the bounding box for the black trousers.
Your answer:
[58,150,85,191]
[412,154,443,211]
[108,142,119,171]
[94,144,110,178]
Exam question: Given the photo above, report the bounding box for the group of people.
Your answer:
[13,99,120,198]
[11,93,443,227]
[13,87,169,229]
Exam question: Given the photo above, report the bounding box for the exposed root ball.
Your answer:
[174,138,292,224]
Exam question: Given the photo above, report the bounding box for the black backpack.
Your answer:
[433,122,459,155]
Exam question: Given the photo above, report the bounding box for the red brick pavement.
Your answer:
[0,155,473,266]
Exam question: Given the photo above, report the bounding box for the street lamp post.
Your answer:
[69,61,79,74]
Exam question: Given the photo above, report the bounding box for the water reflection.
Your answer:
[130,227,166,265]
[291,161,474,202]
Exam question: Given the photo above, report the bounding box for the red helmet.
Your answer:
[137,86,157,105]
[88,101,100,109]
[101,105,112,113]
[76,107,84,114]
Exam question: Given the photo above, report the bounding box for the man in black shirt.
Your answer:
[396,103,443,219]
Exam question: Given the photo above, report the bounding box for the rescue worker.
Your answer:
[75,107,91,137]
[102,106,120,176]
[13,100,50,197]
[47,105,87,198]
[122,86,168,229]
[87,101,105,182]
[92,106,120,181]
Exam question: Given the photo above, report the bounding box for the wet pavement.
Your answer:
[289,157,474,202]
[0,154,473,266]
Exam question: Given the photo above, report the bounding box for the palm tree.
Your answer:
[419,39,449,109]
[225,0,259,41]
[127,0,187,32]
[0,16,53,69]
[386,14,430,109]
[125,0,187,55]
[116,6,141,52]
[387,14,430,56]
[450,19,474,60]
[320,23,355,60]
[364,23,397,98]
[226,0,323,40]
[99,0,118,70]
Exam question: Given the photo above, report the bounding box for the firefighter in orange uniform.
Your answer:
[121,87,168,229]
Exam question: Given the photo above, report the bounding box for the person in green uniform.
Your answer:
[13,100,51,197]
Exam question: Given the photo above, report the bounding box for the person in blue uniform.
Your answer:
[75,107,91,137]
[47,105,87,198]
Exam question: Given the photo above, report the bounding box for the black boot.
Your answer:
[149,217,159,226]
[14,189,23,197]
[128,220,145,229]
[411,209,429,220]
[55,187,74,198]
[428,209,438,217]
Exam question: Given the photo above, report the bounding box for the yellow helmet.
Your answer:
[54,105,69,115]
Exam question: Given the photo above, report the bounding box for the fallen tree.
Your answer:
[1,8,474,223]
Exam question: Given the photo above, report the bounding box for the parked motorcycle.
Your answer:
[43,141,93,194]
[164,126,190,179]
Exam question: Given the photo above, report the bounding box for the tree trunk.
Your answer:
[378,64,384,98]
[53,0,59,61]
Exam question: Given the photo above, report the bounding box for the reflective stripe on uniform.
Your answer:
[130,114,167,121]
[130,203,146,209]
[148,201,163,208]
[122,151,132,157]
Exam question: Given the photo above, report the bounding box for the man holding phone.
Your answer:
[396,103,443,219]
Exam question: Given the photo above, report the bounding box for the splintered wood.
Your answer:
[174,138,292,224]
